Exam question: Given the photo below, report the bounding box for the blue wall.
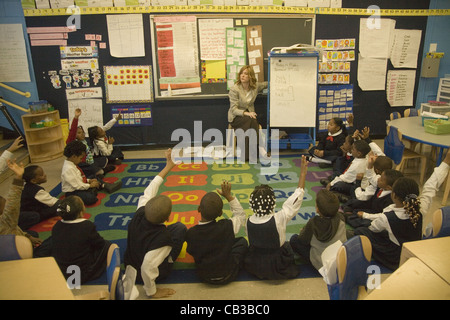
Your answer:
[0,0,39,133]
[416,0,450,107]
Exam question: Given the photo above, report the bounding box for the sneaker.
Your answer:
[104,180,122,194]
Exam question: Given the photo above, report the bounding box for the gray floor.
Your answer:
[0,140,447,300]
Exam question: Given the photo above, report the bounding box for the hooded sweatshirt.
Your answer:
[297,212,347,270]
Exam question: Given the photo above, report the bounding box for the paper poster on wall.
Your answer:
[0,24,31,82]
[111,105,153,126]
[359,18,396,59]
[357,55,387,91]
[386,70,416,107]
[198,19,233,60]
[154,15,201,92]
[61,58,99,71]
[66,87,103,100]
[67,99,104,131]
[106,14,145,58]
[390,29,422,69]
[201,60,226,83]
[246,25,264,82]
[318,84,353,131]
[226,27,247,89]
[104,65,153,103]
[60,46,98,58]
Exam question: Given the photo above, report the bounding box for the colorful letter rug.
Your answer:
[30,155,389,285]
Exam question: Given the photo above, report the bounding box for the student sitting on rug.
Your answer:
[308,117,347,168]
[321,134,355,186]
[352,150,450,270]
[345,169,403,229]
[326,140,371,202]
[289,189,347,271]
[61,140,122,206]
[243,155,308,280]
[124,149,186,299]
[66,108,115,178]
[51,195,113,283]
[88,111,124,165]
[186,180,248,285]
[19,165,60,230]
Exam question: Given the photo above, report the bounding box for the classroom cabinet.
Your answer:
[21,110,64,163]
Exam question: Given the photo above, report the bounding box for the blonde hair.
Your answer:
[236,65,257,89]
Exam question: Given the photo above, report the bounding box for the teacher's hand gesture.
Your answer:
[245,111,257,119]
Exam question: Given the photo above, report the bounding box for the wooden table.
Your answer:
[400,236,450,285]
[365,258,450,300]
[389,117,450,165]
[0,257,75,300]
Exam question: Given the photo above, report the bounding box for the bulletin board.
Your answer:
[150,14,315,98]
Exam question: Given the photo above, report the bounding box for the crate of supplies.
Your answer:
[289,133,313,150]
[421,111,449,126]
[424,119,450,135]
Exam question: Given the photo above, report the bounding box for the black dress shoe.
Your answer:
[320,178,330,186]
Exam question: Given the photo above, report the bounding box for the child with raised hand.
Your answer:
[353,150,450,270]
[124,149,186,299]
[308,118,347,167]
[186,180,248,285]
[0,136,24,173]
[66,108,114,178]
[0,159,43,249]
[88,111,124,165]
[244,155,308,280]
[51,195,113,283]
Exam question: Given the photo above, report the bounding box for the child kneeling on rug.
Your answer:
[186,180,248,285]
[244,155,308,280]
[289,189,347,271]
[124,149,186,299]
[52,195,113,284]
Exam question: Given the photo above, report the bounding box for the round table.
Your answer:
[388,116,450,165]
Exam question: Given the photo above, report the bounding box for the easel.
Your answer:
[266,44,320,152]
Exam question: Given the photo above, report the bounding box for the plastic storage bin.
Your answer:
[424,119,450,135]
[28,100,48,114]
[289,133,313,149]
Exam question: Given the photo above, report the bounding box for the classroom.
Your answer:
[0,0,449,303]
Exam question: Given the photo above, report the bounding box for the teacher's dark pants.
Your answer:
[230,115,260,161]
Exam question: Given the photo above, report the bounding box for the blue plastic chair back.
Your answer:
[435,206,450,238]
[0,235,21,261]
[384,126,405,165]
[106,246,125,300]
[406,108,418,117]
[391,112,401,120]
[328,236,371,300]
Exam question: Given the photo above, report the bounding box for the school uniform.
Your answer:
[345,188,393,228]
[329,157,367,196]
[61,159,98,205]
[244,187,304,280]
[124,175,186,297]
[290,212,347,270]
[52,218,111,283]
[186,198,248,285]
[309,129,347,164]
[354,160,450,270]
[92,118,124,162]
[20,182,59,228]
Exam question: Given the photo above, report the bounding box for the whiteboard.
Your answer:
[269,56,317,127]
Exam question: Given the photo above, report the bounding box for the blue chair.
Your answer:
[384,126,426,184]
[328,236,372,300]
[430,206,450,238]
[106,243,124,300]
[404,108,419,117]
[390,112,401,121]
[0,235,33,261]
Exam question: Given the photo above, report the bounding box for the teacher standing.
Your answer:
[228,65,268,161]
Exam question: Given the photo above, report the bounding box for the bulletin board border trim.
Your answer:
[23,6,450,17]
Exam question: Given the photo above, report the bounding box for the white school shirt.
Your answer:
[363,161,450,241]
[61,160,91,192]
[330,157,367,186]
[92,118,117,156]
[354,167,379,201]
[246,187,305,247]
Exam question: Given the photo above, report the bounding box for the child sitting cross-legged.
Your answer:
[186,180,248,285]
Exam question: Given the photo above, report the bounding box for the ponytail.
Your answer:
[403,194,421,228]
[392,177,421,228]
